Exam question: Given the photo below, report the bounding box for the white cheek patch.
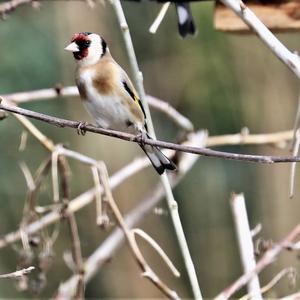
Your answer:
[77,34,102,67]
[177,6,189,25]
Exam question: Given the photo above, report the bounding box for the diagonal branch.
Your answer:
[219,0,300,78]
[214,224,300,300]
[239,267,296,300]
[132,228,180,278]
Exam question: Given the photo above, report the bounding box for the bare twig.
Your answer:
[214,224,300,300]
[206,130,292,148]
[19,162,35,192]
[149,2,171,34]
[250,223,262,238]
[146,95,193,132]
[219,0,300,78]
[2,86,78,103]
[132,228,180,277]
[289,89,300,198]
[91,166,106,227]
[18,130,28,151]
[58,155,85,298]
[285,240,300,250]
[0,266,35,279]
[3,102,300,164]
[289,129,300,198]
[51,149,60,203]
[230,193,262,300]
[0,98,55,151]
[239,267,296,300]
[97,162,179,299]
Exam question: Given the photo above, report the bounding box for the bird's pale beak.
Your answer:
[64,42,79,52]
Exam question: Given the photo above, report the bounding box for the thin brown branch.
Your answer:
[214,224,300,300]
[1,102,300,164]
[1,91,295,147]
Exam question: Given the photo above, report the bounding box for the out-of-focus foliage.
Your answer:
[0,1,300,298]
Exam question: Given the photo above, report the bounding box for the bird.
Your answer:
[65,32,176,175]
[124,0,197,38]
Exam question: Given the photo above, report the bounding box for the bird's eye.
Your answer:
[84,40,91,47]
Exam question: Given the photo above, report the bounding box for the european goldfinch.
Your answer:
[65,32,176,175]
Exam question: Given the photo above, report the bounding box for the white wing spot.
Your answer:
[177,6,188,25]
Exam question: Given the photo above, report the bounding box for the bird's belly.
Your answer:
[83,95,137,133]
[77,68,141,134]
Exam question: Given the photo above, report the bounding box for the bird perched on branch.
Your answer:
[124,0,197,37]
[65,32,176,175]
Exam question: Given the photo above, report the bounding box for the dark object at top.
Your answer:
[122,0,197,37]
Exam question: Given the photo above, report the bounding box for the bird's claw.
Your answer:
[136,131,147,146]
[77,121,88,136]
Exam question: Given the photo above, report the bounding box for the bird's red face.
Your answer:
[68,32,92,60]
[65,32,107,66]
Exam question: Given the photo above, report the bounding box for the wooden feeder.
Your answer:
[214,0,300,33]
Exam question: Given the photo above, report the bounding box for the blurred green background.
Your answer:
[0,0,300,298]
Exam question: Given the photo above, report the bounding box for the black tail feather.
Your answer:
[175,2,197,38]
[140,143,177,175]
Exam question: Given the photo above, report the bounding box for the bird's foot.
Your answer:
[136,131,147,146]
[77,121,88,136]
